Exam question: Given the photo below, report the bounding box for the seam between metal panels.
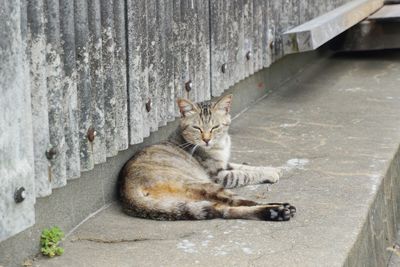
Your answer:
[124,0,131,135]
[208,0,213,97]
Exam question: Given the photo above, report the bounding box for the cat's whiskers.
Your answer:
[177,142,191,147]
[190,145,199,156]
[178,143,193,150]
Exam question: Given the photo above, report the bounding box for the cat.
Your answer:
[119,94,296,221]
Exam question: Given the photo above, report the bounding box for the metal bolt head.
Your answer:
[221,63,228,73]
[185,80,193,92]
[87,127,97,142]
[45,147,57,160]
[14,187,26,203]
[246,51,252,60]
[270,41,275,49]
[145,99,152,112]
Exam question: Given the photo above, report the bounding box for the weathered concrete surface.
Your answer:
[31,51,400,266]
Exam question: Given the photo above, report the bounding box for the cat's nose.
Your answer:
[202,138,211,145]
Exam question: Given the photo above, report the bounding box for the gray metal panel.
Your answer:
[139,1,151,138]
[27,0,51,196]
[225,0,234,89]
[60,0,80,179]
[172,0,183,116]
[253,0,263,73]
[88,0,106,164]
[193,0,203,101]
[165,0,176,120]
[196,0,211,102]
[243,0,254,77]
[299,0,313,24]
[113,0,129,150]
[221,0,230,90]
[75,0,94,171]
[187,0,198,102]
[262,0,272,68]
[126,0,147,144]
[228,0,239,85]
[180,0,191,100]
[278,0,300,57]
[147,0,159,131]
[210,0,224,97]
[156,0,168,127]
[268,0,282,62]
[0,0,35,241]
[45,0,67,187]
[101,0,118,157]
[235,0,245,81]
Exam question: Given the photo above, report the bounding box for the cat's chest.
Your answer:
[208,136,231,164]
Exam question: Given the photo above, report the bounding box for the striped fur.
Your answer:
[120,95,295,221]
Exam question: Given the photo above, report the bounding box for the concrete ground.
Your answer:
[32,50,400,267]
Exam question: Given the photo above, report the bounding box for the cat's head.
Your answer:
[177,94,232,149]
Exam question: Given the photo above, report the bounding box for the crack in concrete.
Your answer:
[311,168,379,178]
[71,232,197,244]
[70,237,166,244]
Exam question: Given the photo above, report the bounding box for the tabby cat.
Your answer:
[120,94,296,221]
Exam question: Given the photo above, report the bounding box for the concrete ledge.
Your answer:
[345,145,400,266]
[369,4,400,19]
[283,0,383,54]
[29,50,400,266]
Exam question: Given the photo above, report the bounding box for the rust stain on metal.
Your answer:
[145,99,152,112]
[87,127,97,142]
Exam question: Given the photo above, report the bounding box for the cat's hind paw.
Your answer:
[260,203,296,221]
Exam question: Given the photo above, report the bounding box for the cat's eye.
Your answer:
[192,126,202,132]
[211,125,220,131]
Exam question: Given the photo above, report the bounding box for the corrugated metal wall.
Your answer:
[1,0,351,241]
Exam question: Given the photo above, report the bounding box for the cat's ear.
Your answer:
[212,94,232,114]
[177,98,199,117]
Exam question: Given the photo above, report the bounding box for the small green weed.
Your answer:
[40,226,65,258]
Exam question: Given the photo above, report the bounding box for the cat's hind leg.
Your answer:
[185,183,262,207]
[215,203,296,221]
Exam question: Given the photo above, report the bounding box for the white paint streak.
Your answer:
[282,158,310,171]
[280,121,299,128]
[177,239,198,253]
[242,247,253,255]
[339,87,364,92]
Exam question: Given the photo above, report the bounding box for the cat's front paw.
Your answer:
[262,167,282,184]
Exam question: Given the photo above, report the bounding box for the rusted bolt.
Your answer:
[221,63,228,73]
[269,41,275,49]
[246,51,252,60]
[14,187,26,203]
[45,147,57,160]
[87,127,97,142]
[145,98,152,112]
[185,80,192,92]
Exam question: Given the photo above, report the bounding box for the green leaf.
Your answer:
[40,226,65,258]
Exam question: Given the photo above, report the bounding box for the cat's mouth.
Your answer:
[202,143,212,149]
